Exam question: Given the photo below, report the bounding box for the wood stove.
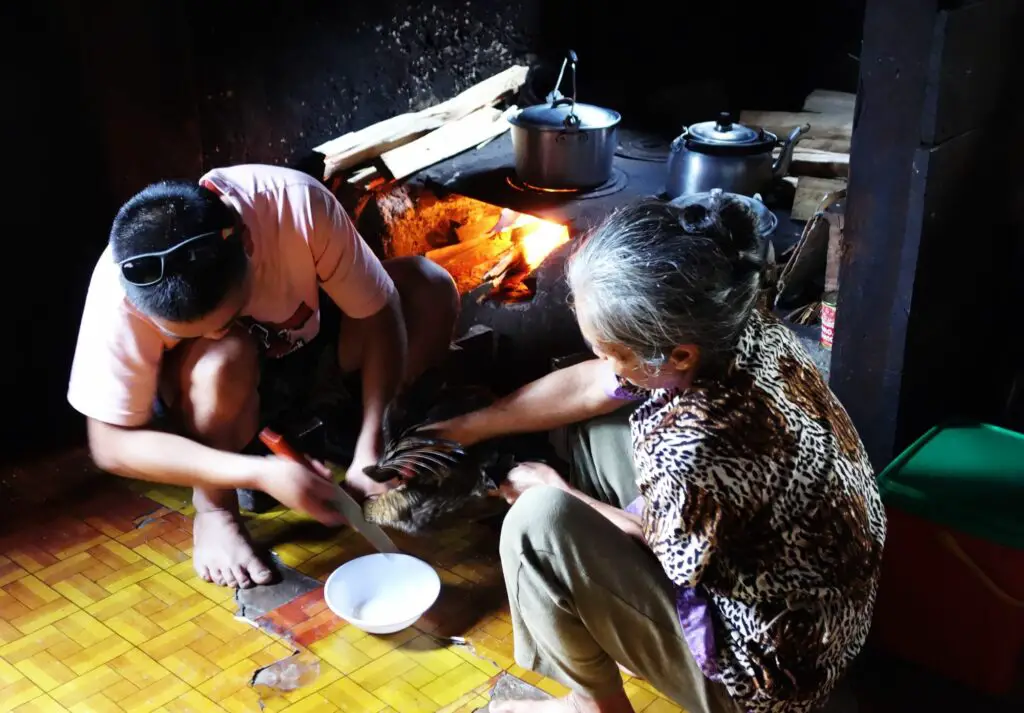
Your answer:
[337,129,809,392]
[337,131,684,390]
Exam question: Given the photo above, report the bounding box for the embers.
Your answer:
[352,183,569,304]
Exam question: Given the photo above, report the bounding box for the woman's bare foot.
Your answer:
[193,509,274,588]
[490,689,634,713]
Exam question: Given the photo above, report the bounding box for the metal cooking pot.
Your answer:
[665,112,809,199]
[508,51,621,190]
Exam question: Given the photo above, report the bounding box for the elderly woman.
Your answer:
[433,196,885,713]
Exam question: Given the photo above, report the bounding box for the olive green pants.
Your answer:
[498,408,740,713]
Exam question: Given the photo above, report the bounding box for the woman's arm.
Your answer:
[498,462,645,541]
[434,359,627,446]
[565,486,645,540]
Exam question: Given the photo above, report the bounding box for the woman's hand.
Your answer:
[493,462,568,504]
[416,418,476,448]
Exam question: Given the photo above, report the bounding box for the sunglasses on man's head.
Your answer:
[118,227,238,287]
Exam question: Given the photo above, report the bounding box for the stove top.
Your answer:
[504,166,629,200]
[413,128,802,252]
[614,128,671,163]
[414,132,669,231]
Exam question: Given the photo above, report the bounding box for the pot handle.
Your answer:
[551,98,581,129]
[550,50,579,101]
[550,50,580,129]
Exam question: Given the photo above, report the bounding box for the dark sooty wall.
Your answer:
[5,0,863,463]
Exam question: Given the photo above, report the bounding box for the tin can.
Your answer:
[820,299,837,350]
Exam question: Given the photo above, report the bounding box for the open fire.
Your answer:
[465,210,570,303]
[353,184,570,303]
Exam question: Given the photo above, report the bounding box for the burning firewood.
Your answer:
[425,234,497,265]
[481,245,526,283]
[477,248,536,304]
[488,274,536,303]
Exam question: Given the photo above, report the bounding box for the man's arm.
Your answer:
[87,419,260,489]
[306,187,407,492]
[433,358,630,446]
[87,419,346,524]
[350,289,407,472]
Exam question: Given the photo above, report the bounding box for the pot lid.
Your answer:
[686,112,764,145]
[511,100,621,131]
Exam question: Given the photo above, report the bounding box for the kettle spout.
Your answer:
[772,123,811,178]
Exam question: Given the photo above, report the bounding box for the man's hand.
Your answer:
[254,456,347,526]
[492,462,568,505]
[342,450,398,501]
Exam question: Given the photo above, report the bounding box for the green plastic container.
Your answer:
[877,422,1024,549]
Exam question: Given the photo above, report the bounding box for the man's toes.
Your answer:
[233,565,252,589]
[220,569,238,588]
[248,559,274,585]
[196,564,213,583]
[209,568,227,587]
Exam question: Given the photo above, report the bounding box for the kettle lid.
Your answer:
[686,112,769,146]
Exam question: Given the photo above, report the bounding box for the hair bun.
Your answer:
[670,193,764,276]
[715,196,759,254]
[680,203,713,233]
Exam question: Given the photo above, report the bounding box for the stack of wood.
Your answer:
[315,66,528,185]
[740,89,855,222]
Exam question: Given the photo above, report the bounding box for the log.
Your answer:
[791,177,848,221]
[481,246,522,283]
[784,148,851,179]
[425,233,498,264]
[741,109,853,154]
[381,106,513,181]
[315,65,528,178]
[802,89,857,115]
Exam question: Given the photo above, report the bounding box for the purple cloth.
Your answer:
[624,495,644,517]
[676,587,720,680]
[624,495,720,680]
[600,363,643,402]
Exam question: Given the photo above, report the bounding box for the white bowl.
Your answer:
[324,553,441,635]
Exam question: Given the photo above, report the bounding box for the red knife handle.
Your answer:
[259,427,316,469]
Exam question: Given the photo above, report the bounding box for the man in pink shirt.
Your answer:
[68,164,458,588]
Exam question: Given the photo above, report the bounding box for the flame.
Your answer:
[508,216,571,270]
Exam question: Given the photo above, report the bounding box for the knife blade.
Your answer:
[258,428,400,554]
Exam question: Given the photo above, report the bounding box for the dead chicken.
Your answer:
[360,371,516,535]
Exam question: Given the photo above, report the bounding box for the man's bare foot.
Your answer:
[193,509,274,588]
[490,690,634,713]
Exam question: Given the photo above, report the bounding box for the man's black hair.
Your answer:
[109,180,247,322]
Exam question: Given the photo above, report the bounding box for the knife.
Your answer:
[258,427,400,554]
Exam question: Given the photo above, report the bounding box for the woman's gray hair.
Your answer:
[567,196,763,371]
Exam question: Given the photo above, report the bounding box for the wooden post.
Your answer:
[832,0,1024,469]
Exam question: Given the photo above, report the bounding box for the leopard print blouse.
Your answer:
[624,309,886,713]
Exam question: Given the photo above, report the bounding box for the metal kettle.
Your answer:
[665,112,809,199]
